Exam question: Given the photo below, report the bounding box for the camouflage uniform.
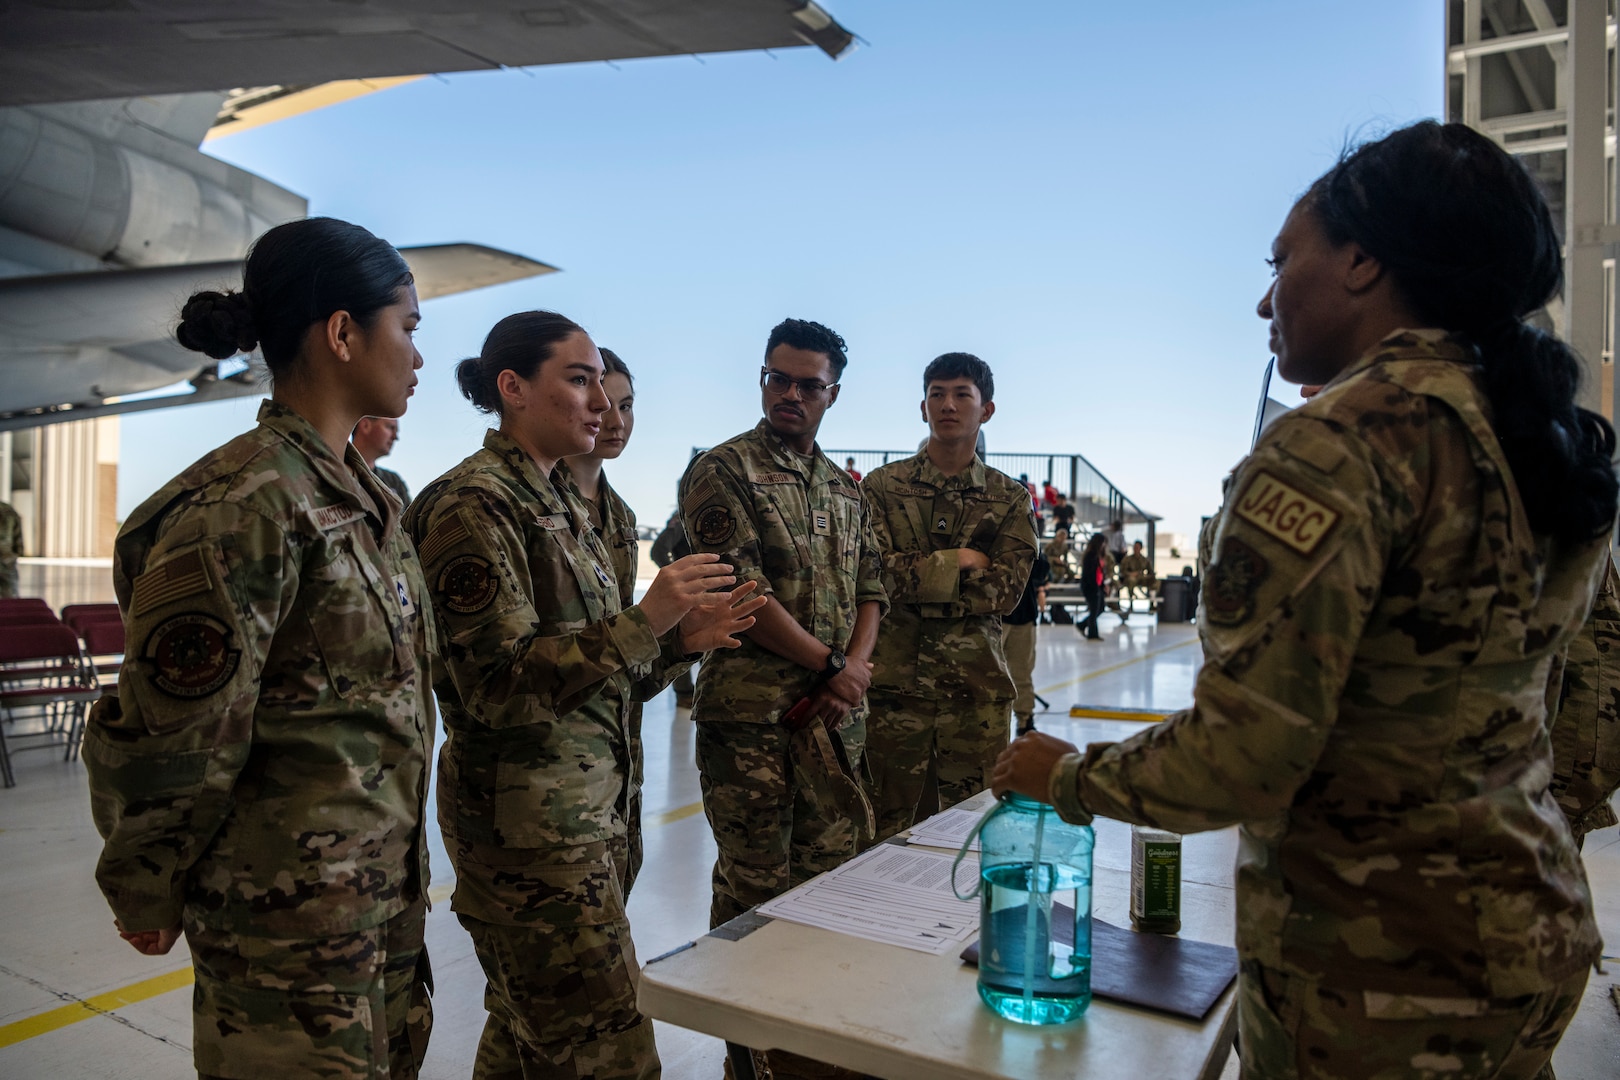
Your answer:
[375,465,411,508]
[0,498,21,597]
[1116,549,1153,606]
[679,420,888,927]
[407,430,688,1080]
[1047,332,1605,1078]
[860,453,1035,841]
[83,399,437,1080]
[571,464,663,898]
[1547,551,1620,845]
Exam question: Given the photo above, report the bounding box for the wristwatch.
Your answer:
[819,648,847,682]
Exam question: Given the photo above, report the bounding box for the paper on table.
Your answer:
[904,804,988,851]
[755,844,982,955]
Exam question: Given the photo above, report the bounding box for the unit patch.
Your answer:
[1204,537,1270,627]
[695,504,736,546]
[143,613,241,699]
[439,554,500,615]
[1233,470,1340,556]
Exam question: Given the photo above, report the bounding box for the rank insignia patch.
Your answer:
[1204,537,1270,627]
[144,613,240,699]
[439,554,500,615]
[695,504,735,546]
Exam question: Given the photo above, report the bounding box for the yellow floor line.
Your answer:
[651,801,706,827]
[0,967,193,1049]
[1034,636,1199,697]
[1067,705,1177,723]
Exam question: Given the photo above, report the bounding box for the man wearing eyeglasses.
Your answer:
[678,318,887,1079]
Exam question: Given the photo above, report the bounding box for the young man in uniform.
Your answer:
[860,353,1037,842]
[352,415,411,506]
[679,318,887,1079]
[1117,538,1155,615]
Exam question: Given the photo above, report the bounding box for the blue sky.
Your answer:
[120,0,1443,546]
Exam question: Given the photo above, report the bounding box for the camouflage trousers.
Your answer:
[1004,622,1038,725]
[186,901,431,1080]
[1236,961,1587,1079]
[863,691,1011,845]
[0,561,16,598]
[454,840,658,1080]
[625,702,645,899]
[695,718,866,930]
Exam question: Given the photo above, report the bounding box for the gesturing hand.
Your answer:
[679,582,766,653]
[640,553,738,636]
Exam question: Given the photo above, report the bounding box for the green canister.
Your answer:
[1130,824,1181,934]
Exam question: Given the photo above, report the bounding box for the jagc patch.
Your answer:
[143,612,241,699]
[439,554,500,615]
[1232,470,1340,556]
[1204,537,1270,627]
[695,504,735,546]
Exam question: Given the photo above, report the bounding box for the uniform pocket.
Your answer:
[192,971,382,1080]
[305,539,401,698]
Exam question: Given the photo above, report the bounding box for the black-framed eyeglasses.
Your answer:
[761,368,838,400]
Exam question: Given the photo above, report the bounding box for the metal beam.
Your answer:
[1566,0,1608,415]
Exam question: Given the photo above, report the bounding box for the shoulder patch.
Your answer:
[1232,470,1340,556]
[1204,537,1270,627]
[694,504,736,546]
[684,474,718,510]
[1281,437,1349,477]
[131,548,211,616]
[143,612,241,699]
[311,503,366,531]
[750,471,797,485]
[438,554,500,615]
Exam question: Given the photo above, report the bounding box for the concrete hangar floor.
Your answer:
[1,563,1615,1079]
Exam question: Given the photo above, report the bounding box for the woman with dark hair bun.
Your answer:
[996,120,1617,1077]
[406,313,764,1078]
[83,217,439,1079]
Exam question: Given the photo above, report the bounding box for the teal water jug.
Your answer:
[956,794,1094,1024]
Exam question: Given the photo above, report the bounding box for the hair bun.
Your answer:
[177,290,258,360]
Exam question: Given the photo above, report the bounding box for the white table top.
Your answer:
[638,793,1241,1080]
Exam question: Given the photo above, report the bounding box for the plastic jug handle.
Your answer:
[951,797,1007,901]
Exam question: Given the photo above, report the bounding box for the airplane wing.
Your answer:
[0,244,555,428]
[0,1,855,109]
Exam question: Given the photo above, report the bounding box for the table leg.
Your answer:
[726,1041,759,1080]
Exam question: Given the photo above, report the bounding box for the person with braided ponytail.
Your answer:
[995,121,1617,1078]
[84,217,438,1079]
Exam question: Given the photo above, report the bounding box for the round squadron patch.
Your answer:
[694,504,735,546]
[1204,537,1270,627]
[439,554,500,615]
[143,613,240,699]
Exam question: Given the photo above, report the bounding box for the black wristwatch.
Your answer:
[819,648,846,682]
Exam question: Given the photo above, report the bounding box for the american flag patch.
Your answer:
[131,548,211,616]
[417,512,471,568]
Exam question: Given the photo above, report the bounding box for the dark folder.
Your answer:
[960,910,1238,1021]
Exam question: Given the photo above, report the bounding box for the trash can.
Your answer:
[1158,577,1189,623]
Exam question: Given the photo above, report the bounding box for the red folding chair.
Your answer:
[61,603,122,634]
[80,618,126,685]
[0,622,101,788]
